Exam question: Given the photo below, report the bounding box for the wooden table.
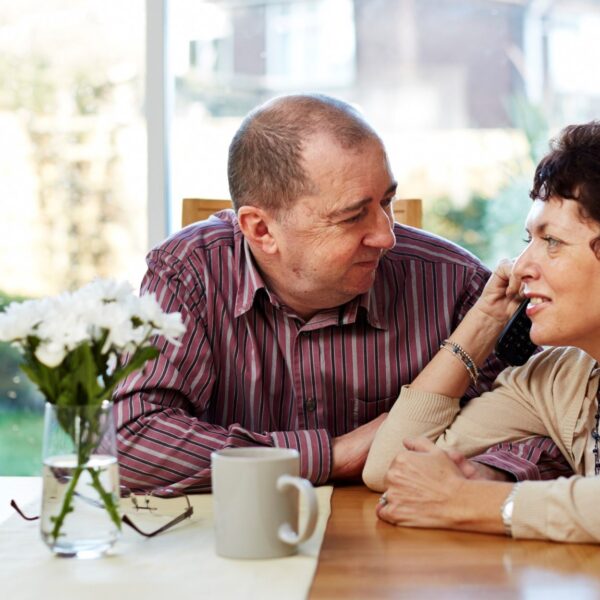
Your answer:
[6,479,600,598]
[310,485,600,598]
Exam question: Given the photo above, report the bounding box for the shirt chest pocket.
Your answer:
[349,394,398,429]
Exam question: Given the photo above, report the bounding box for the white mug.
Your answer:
[211,447,319,559]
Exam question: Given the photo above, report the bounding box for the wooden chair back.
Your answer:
[182,197,422,229]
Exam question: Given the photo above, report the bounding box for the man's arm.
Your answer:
[115,252,337,491]
[116,384,333,491]
[470,437,574,481]
[330,413,387,480]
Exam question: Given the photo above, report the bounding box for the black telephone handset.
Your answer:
[494,299,538,366]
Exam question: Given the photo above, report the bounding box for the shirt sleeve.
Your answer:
[470,437,574,481]
[114,249,331,492]
[363,357,551,491]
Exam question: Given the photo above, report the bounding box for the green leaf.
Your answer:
[20,359,61,404]
[97,346,159,403]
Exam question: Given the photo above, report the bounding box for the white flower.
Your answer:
[35,340,68,368]
[97,300,148,353]
[0,278,185,369]
[153,311,186,344]
[137,293,186,344]
[76,279,134,305]
[106,352,118,375]
[0,297,50,342]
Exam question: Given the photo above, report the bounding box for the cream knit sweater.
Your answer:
[363,346,600,543]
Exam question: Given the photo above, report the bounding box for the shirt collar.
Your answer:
[233,227,270,318]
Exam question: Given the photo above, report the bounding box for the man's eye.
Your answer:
[343,213,363,224]
[382,197,394,208]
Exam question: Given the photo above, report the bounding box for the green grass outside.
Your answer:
[0,410,44,475]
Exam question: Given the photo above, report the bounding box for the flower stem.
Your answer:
[50,464,83,541]
[88,466,122,530]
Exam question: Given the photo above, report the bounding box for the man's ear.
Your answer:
[237,205,278,254]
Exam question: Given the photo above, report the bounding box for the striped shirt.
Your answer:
[114,211,568,491]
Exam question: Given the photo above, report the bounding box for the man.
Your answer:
[114,94,570,491]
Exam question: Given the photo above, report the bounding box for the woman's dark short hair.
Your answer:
[530,121,600,225]
[227,94,380,215]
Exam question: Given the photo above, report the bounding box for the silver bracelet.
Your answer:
[500,483,521,537]
[440,339,479,385]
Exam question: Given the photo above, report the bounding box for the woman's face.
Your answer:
[513,197,600,358]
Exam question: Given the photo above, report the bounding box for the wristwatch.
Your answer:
[500,483,521,537]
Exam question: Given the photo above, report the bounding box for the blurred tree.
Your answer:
[424,195,489,261]
[483,95,550,266]
[426,95,551,268]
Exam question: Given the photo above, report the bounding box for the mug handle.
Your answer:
[276,474,319,546]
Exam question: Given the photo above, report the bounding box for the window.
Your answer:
[169,0,600,265]
[3,0,600,475]
[0,0,145,475]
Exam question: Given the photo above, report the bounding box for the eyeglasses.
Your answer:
[120,488,194,538]
[11,486,194,538]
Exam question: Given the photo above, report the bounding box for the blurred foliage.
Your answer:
[427,95,551,268]
[0,290,43,411]
[424,195,490,261]
[0,411,44,475]
[0,290,44,476]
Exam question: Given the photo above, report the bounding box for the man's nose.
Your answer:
[365,210,395,250]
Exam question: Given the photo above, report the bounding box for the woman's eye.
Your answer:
[542,236,561,248]
[522,236,532,244]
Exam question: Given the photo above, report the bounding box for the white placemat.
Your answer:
[0,484,333,600]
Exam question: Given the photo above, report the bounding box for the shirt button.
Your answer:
[305,398,316,412]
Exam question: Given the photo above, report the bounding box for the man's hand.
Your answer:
[445,448,511,481]
[331,413,387,481]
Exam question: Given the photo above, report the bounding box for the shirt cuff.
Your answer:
[470,451,538,482]
[271,429,331,486]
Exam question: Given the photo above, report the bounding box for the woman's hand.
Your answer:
[376,438,514,536]
[376,437,468,529]
[473,258,523,324]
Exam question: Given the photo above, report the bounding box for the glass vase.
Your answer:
[40,401,121,558]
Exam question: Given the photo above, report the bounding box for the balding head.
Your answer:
[227,94,381,214]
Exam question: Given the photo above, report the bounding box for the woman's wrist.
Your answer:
[450,304,508,365]
[450,480,515,535]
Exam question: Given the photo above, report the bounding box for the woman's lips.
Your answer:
[525,296,550,317]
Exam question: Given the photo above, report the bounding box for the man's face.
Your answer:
[266,134,397,318]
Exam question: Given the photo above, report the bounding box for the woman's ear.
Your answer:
[237,205,278,255]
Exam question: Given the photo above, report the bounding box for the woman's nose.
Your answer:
[512,243,537,282]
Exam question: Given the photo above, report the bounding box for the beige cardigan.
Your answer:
[363,346,600,543]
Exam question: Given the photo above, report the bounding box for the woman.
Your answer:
[363,121,600,543]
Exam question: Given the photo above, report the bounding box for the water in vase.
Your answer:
[41,454,121,558]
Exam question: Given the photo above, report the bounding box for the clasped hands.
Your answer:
[376,437,507,529]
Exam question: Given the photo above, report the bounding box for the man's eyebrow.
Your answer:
[329,197,371,219]
[328,183,398,219]
[384,182,398,197]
